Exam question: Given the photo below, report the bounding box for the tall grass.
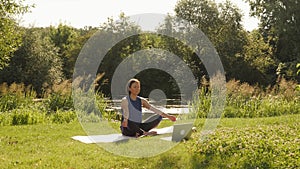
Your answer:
[194,78,300,118]
[0,83,37,112]
[0,81,107,126]
[0,78,299,125]
[44,80,73,113]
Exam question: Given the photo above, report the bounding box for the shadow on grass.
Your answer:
[153,151,214,168]
[154,155,181,169]
[190,154,215,169]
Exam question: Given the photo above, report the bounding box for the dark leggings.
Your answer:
[121,114,162,137]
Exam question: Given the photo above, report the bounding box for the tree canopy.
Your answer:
[0,0,299,96]
[0,0,32,69]
[247,0,300,80]
[0,28,64,95]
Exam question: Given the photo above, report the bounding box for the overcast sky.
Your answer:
[20,0,259,31]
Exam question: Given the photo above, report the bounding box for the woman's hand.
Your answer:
[122,119,128,127]
[167,115,177,122]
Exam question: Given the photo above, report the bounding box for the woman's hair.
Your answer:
[126,78,140,95]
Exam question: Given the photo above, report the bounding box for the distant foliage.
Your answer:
[0,29,64,95]
[0,108,45,126]
[247,0,300,83]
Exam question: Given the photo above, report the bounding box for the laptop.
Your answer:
[171,123,193,142]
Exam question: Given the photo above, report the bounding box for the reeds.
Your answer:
[194,78,300,118]
[0,79,107,125]
[0,77,299,125]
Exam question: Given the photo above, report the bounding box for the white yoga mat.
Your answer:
[71,126,173,144]
[71,126,174,144]
[150,126,173,135]
[71,134,132,144]
[160,136,172,141]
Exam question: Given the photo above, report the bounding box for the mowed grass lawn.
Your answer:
[1,114,299,169]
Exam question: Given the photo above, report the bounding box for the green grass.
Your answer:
[0,114,299,168]
[0,121,190,169]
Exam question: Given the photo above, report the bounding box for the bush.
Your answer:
[0,83,36,112]
[0,94,36,112]
[191,124,299,168]
[0,108,46,126]
[77,111,101,123]
[0,94,19,112]
[51,110,77,124]
[0,112,12,126]
[45,93,73,113]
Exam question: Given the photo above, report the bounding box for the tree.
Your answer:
[242,30,277,84]
[175,0,252,82]
[174,0,221,40]
[63,27,98,79]
[94,13,141,96]
[49,24,82,79]
[247,0,300,81]
[0,0,32,69]
[157,15,206,86]
[0,28,64,95]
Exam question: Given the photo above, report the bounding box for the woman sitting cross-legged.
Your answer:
[120,78,176,137]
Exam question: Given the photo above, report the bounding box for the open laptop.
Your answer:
[171,123,194,142]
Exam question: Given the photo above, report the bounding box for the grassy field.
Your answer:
[1,114,299,169]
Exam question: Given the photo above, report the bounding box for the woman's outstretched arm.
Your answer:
[141,98,176,122]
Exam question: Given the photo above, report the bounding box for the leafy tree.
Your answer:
[49,24,82,78]
[95,13,141,96]
[247,0,300,82]
[174,0,256,83]
[242,30,277,84]
[63,27,98,79]
[157,16,206,86]
[174,0,221,41]
[0,0,32,69]
[0,28,64,95]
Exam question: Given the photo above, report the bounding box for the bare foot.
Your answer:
[144,131,157,136]
[135,133,141,138]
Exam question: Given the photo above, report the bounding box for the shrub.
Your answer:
[51,110,77,124]
[77,111,101,123]
[3,109,46,125]
[45,93,73,113]
[0,94,19,112]
[0,112,12,126]
[0,83,37,112]
[191,124,300,168]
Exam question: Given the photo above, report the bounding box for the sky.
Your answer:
[20,0,259,31]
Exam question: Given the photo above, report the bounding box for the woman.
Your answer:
[120,78,176,137]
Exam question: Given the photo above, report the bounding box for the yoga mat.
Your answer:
[150,126,173,134]
[71,134,132,144]
[71,126,174,144]
[160,136,172,141]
